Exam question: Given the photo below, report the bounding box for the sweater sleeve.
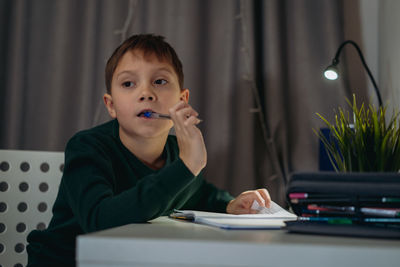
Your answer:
[188,178,234,213]
[61,134,196,233]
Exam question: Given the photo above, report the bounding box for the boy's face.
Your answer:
[104,49,189,140]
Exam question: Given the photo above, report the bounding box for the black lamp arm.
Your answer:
[332,40,383,107]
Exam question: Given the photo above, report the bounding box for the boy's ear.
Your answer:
[103,93,117,118]
[180,88,190,103]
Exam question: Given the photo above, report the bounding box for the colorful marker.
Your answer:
[299,217,354,224]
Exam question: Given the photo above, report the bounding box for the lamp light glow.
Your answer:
[324,67,338,80]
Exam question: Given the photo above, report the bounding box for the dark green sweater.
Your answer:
[27,119,233,266]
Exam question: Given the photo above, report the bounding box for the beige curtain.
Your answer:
[0,0,368,206]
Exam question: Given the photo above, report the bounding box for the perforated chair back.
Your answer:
[0,150,64,267]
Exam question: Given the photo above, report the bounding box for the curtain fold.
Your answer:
[0,0,367,205]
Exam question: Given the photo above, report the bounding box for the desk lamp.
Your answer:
[323,40,383,107]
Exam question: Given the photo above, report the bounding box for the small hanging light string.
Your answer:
[114,0,139,42]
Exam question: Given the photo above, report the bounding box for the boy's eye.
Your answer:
[122,81,134,88]
[154,79,167,85]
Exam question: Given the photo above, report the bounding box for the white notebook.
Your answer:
[170,201,297,230]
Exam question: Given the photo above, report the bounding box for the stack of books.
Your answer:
[285,172,400,238]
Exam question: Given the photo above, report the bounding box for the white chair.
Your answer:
[0,150,64,267]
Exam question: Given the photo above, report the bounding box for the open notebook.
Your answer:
[169,201,297,230]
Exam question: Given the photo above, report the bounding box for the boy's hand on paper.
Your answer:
[170,101,206,176]
[226,189,271,214]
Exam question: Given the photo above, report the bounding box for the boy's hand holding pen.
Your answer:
[168,101,206,176]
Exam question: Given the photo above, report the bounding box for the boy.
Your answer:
[27,34,271,266]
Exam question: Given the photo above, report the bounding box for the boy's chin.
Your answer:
[136,127,172,139]
[119,123,171,140]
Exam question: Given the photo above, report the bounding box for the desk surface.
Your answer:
[77,217,400,267]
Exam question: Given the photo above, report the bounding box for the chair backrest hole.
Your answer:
[39,182,49,192]
[0,181,8,192]
[18,182,29,192]
[60,163,64,172]
[20,162,30,172]
[0,202,7,213]
[14,263,24,267]
[40,162,50,172]
[38,202,47,212]
[0,243,4,253]
[16,223,26,233]
[17,202,28,212]
[14,243,25,253]
[36,222,46,230]
[0,161,10,171]
[0,223,6,233]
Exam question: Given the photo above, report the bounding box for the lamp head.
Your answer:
[322,40,383,107]
[324,64,339,80]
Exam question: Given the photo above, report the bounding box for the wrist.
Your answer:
[180,157,201,176]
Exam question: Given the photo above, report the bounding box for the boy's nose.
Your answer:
[139,87,156,101]
[139,95,154,101]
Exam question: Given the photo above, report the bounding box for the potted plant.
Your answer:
[315,95,400,172]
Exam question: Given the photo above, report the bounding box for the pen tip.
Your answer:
[143,111,152,118]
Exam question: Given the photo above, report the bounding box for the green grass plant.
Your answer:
[315,95,400,172]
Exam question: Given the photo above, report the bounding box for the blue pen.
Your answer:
[143,111,171,119]
[143,111,203,122]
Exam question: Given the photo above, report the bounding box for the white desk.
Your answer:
[77,217,400,267]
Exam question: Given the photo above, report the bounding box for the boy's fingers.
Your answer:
[249,191,265,209]
[169,102,187,128]
[170,101,199,121]
[176,105,198,116]
[170,102,202,133]
[184,116,200,127]
[169,101,187,117]
[176,107,198,120]
[257,188,271,208]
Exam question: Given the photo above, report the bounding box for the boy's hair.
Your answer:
[105,34,184,94]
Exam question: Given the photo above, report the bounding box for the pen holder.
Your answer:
[286,172,400,222]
